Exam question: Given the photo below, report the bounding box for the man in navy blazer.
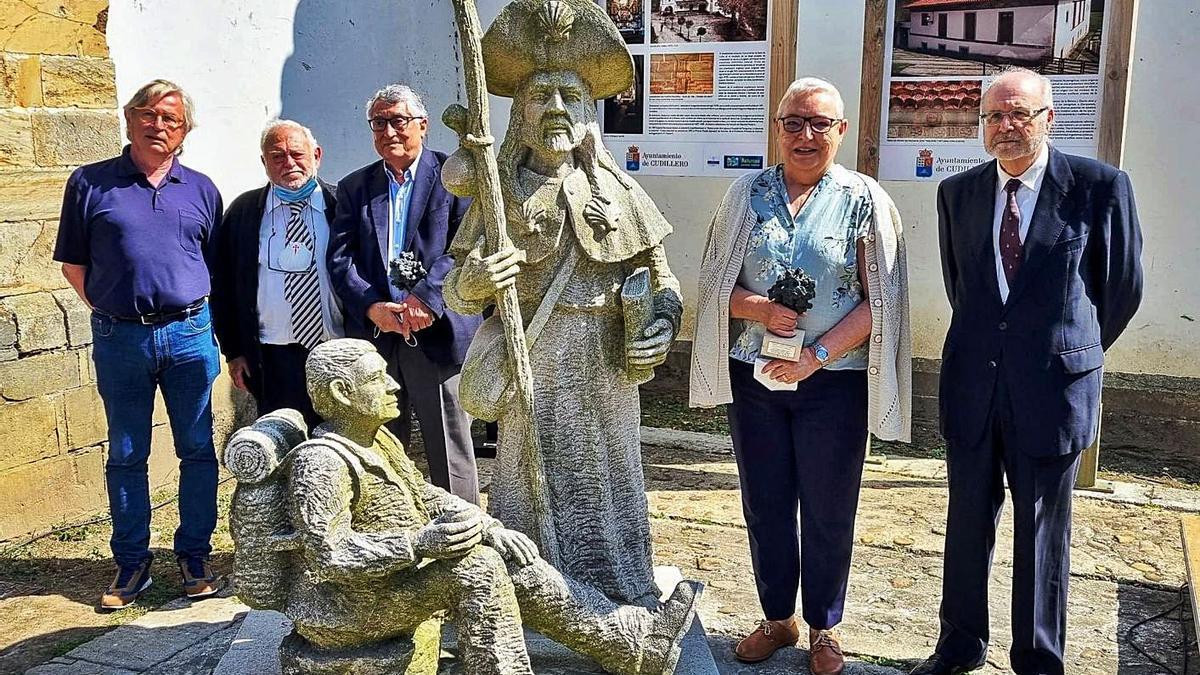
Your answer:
[912,69,1142,675]
[327,84,483,503]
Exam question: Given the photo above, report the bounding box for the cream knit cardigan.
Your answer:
[688,167,912,443]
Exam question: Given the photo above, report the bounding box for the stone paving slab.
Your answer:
[27,596,247,675]
[212,609,289,675]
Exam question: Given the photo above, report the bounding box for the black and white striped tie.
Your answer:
[283,200,323,350]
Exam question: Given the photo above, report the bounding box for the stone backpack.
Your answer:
[220,410,367,611]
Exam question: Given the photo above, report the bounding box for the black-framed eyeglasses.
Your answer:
[979,107,1048,126]
[776,115,842,135]
[368,115,425,132]
[133,107,185,131]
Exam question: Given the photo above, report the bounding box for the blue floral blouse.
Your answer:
[729,164,873,370]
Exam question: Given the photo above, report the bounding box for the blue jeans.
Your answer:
[91,303,220,567]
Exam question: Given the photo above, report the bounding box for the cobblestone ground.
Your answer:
[641,443,1198,674]
[3,435,1196,673]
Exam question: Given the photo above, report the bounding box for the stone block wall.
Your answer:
[0,0,249,542]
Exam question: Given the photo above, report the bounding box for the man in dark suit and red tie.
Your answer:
[911,68,1143,675]
[327,83,483,504]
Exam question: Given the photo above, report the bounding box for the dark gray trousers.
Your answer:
[383,339,479,504]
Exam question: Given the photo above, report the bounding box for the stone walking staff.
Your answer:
[443,0,559,567]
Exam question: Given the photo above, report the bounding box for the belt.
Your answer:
[100,298,207,325]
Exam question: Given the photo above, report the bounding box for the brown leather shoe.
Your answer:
[733,617,800,663]
[808,628,845,675]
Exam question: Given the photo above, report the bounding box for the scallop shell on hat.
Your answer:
[538,0,576,42]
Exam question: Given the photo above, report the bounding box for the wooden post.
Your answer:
[1079,0,1138,493]
[856,0,888,178]
[1097,0,1140,167]
[1075,403,1113,493]
[766,0,798,165]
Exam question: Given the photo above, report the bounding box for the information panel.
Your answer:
[598,0,772,177]
[876,0,1111,182]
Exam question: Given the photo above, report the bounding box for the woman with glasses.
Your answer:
[689,77,912,674]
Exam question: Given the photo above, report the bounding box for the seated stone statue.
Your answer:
[223,337,701,675]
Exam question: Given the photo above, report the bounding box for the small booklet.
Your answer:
[754,357,798,391]
[622,267,655,385]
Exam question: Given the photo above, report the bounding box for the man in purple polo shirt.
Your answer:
[54,79,225,610]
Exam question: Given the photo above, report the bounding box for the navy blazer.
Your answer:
[326,151,480,366]
[937,147,1143,457]
[210,179,338,400]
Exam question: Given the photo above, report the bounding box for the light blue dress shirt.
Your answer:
[385,151,420,302]
[729,164,873,370]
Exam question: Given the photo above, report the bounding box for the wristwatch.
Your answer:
[811,342,831,366]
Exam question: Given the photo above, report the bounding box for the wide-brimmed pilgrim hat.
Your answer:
[481,0,635,100]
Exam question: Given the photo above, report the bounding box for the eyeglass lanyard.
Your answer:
[266,200,317,274]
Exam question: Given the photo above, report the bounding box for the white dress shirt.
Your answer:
[992,143,1049,302]
[257,186,345,345]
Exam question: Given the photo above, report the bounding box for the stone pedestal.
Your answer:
[279,619,442,675]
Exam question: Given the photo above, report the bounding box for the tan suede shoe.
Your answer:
[733,617,800,663]
[809,628,845,675]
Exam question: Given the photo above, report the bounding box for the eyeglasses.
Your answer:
[776,115,842,135]
[979,107,1049,126]
[133,108,185,131]
[368,115,425,132]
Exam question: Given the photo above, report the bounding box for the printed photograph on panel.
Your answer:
[649,52,715,95]
[891,0,1104,77]
[887,79,983,139]
[607,0,646,44]
[650,0,768,44]
[604,55,646,134]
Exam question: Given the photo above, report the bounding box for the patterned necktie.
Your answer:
[283,200,323,350]
[1000,178,1023,285]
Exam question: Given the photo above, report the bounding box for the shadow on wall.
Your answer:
[279,0,465,183]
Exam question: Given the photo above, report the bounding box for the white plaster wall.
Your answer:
[107,0,464,199]
[1052,0,1091,58]
[105,0,1200,378]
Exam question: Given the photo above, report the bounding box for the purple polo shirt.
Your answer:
[53,146,223,317]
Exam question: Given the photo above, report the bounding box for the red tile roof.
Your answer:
[889,80,981,110]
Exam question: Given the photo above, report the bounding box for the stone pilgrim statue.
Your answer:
[442,0,684,607]
[222,338,700,675]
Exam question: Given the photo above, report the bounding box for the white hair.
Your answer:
[259,119,317,152]
[366,84,428,118]
[983,67,1054,109]
[776,77,845,118]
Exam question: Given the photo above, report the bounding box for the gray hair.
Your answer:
[260,119,318,153]
[776,77,845,118]
[365,84,428,118]
[983,67,1054,109]
[123,79,197,132]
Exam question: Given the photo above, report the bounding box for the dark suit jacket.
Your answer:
[326,151,480,366]
[937,147,1143,457]
[210,179,338,399]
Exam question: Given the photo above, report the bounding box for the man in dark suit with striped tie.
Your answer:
[911,68,1143,675]
[211,119,344,429]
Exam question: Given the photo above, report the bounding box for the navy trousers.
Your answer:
[258,343,321,429]
[727,359,867,628]
[383,339,479,505]
[937,379,1081,675]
